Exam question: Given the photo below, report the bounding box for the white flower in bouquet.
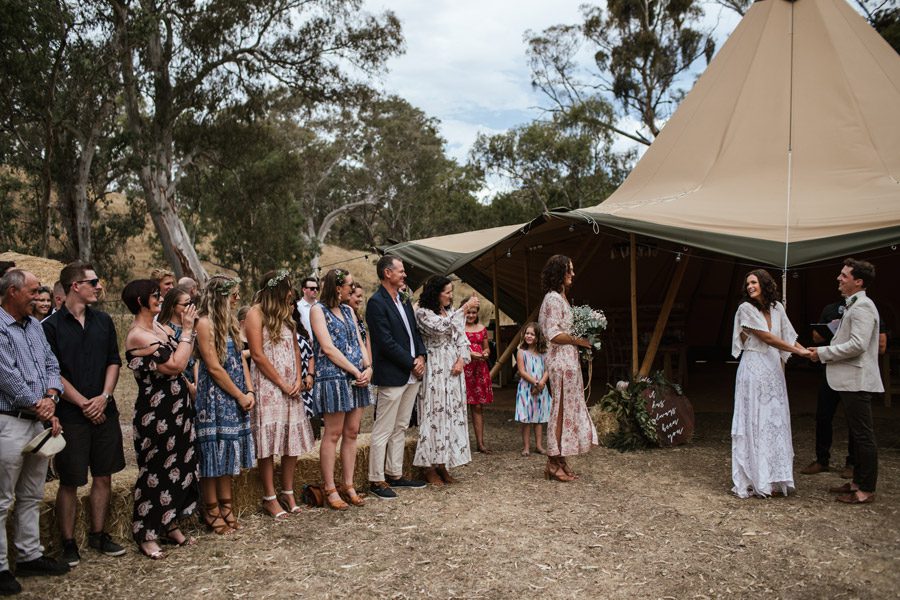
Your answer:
[570,304,608,361]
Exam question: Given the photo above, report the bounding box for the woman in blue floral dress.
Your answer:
[309,269,372,510]
[195,276,256,533]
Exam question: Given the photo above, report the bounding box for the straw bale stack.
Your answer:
[35,434,417,550]
[589,403,619,447]
[0,251,66,286]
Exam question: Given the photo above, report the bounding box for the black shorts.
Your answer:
[55,410,126,487]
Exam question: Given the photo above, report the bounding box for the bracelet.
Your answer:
[245,390,255,396]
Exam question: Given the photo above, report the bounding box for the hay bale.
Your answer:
[0,251,66,286]
[589,403,619,447]
[35,433,419,548]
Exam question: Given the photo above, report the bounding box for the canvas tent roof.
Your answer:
[386,0,900,284]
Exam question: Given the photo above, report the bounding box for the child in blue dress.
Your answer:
[515,322,551,456]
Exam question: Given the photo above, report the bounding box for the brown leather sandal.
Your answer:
[435,465,457,484]
[203,502,232,535]
[219,498,241,530]
[338,484,366,507]
[323,487,349,510]
[423,467,444,487]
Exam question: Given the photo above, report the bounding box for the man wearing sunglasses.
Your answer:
[296,276,319,337]
[42,262,126,567]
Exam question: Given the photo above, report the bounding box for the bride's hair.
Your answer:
[741,269,779,310]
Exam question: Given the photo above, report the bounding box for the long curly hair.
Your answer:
[741,269,779,310]
[255,270,296,343]
[197,275,241,364]
[541,254,571,294]
[419,275,452,314]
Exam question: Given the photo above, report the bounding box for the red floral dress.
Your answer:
[463,327,494,405]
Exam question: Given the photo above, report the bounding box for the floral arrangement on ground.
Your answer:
[598,371,684,452]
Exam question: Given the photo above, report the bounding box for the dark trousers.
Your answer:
[815,377,855,467]
[840,391,878,493]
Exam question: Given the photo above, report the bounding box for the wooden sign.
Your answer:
[642,385,694,446]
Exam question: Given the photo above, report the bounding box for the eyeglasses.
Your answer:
[177,301,194,307]
[304,286,319,291]
[76,278,100,287]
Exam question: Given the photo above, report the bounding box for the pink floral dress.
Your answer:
[250,324,315,458]
[538,291,598,457]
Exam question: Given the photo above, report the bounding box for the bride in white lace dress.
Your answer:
[731,270,811,498]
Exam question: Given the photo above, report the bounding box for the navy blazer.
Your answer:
[366,285,427,387]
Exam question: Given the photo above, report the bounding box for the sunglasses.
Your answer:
[177,300,194,307]
[76,278,101,287]
[304,286,319,291]
[151,291,161,300]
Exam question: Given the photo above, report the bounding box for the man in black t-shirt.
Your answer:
[42,262,126,567]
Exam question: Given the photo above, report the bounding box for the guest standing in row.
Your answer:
[33,286,52,321]
[195,276,256,532]
[246,270,315,517]
[366,256,427,499]
[310,269,371,509]
[122,279,199,559]
[538,255,597,482]
[158,287,198,399]
[414,276,478,485]
[515,322,550,456]
[463,303,493,453]
[731,269,809,498]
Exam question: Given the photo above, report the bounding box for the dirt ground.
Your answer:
[17,364,900,599]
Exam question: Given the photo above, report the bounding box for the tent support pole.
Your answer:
[490,305,540,380]
[630,234,639,378]
[524,251,531,317]
[492,250,502,386]
[639,251,690,378]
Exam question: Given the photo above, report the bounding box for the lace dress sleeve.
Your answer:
[775,302,798,363]
[732,302,767,358]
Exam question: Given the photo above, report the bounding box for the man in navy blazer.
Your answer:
[366,255,427,499]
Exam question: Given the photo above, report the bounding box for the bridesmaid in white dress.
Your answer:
[731,269,810,498]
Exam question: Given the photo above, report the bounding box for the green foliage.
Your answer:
[598,371,685,452]
[527,0,715,145]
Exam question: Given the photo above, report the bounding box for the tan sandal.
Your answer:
[323,487,349,511]
[203,502,232,535]
[338,484,366,507]
[435,465,457,484]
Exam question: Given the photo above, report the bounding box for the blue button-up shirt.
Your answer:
[0,306,62,411]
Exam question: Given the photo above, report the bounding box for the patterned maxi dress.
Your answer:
[539,290,598,456]
[515,349,551,423]
[413,307,472,468]
[127,340,199,545]
[731,301,796,498]
[195,337,256,477]
[250,324,315,458]
[463,327,494,405]
[311,303,372,415]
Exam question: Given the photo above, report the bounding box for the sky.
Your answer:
[362,1,743,168]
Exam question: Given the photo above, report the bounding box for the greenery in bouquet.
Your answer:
[598,372,681,452]
[570,304,608,362]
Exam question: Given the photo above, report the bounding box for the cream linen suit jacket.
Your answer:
[818,291,883,393]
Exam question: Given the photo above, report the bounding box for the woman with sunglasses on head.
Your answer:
[309,268,372,509]
[123,280,200,559]
[194,276,256,533]
[158,287,198,399]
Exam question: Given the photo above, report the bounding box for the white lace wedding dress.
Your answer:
[731,301,797,498]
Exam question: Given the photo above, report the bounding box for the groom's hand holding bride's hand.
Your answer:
[806,347,819,362]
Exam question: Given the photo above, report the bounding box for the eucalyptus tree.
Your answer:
[526,0,716,146]
[109,0,403,281]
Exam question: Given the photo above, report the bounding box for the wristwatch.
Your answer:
[103,392,113,402]
[47,392,60,405]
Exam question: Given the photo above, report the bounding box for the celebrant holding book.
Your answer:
[538,255,598,482]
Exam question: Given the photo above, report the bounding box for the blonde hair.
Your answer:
[255,270,296,342]
[518,322,546,353]
[150,267,174,282]
[198,275,241,364]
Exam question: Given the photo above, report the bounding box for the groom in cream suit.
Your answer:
[809,258,882,504]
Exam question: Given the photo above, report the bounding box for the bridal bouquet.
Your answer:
[571,304,608,362]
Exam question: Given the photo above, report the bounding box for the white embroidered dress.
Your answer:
[413,307,472,469]
[731,301,797,498]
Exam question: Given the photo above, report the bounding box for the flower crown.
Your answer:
[216,277,241,296]
[266,269,290,288]
[335,269,348,287]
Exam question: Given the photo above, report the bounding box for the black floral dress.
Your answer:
[127,339,200,545]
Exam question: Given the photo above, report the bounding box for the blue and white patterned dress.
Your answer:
[298,334,315,418]
[310,303,372,415]
[195,336,256,477]
[515,349,551,424]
